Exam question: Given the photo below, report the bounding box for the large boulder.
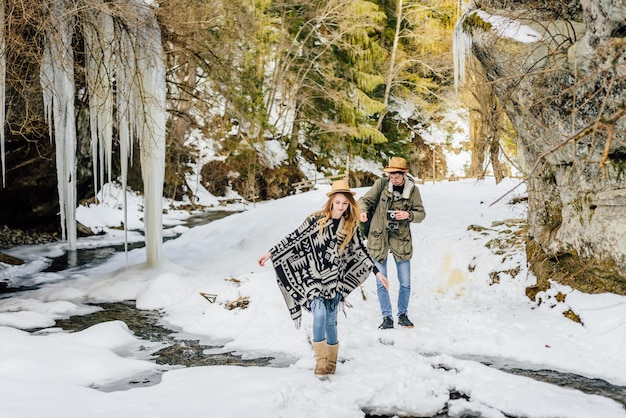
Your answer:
[459,0,626,293]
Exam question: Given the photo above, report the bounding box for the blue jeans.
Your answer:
[374,256,411,318]
[310,294,340,345]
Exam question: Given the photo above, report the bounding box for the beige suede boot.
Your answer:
[326,343,339,374]
[313,340,328,376]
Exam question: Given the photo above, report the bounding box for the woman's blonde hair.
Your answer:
[316,191,360,252]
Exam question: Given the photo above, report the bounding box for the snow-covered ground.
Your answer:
[0,178,625,417]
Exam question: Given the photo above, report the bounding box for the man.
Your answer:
[358,157,426,329]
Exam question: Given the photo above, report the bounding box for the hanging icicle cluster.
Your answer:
[40,0,78,251]
[452,10,473,93]
[3,0,167,265]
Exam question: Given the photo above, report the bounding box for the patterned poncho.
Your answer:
[269,214,375,327]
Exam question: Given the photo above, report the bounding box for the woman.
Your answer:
[258,179,389,377]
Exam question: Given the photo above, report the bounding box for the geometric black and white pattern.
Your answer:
[270,214,375,326]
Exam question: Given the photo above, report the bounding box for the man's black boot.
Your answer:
[379,316,394,329]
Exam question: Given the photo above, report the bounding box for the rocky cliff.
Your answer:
[460,0,626,293]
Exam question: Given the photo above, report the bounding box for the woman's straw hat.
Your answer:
[326,179,355,196]
[382,156,408,173]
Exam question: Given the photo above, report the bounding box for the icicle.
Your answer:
[40,48,53,141]
[114,1,166,266]
[0,1,5,187]
[82,0,166,266]
[134,4,166,266]
[453,13,473,93]
[84,6,114,196]
[40,0,77,250]
[116,29,135,262]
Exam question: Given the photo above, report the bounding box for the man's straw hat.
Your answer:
[382,156,409,173]
[326,179,355,196]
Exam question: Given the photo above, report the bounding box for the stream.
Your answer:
[45,209,236,273]
[50,300,626,416]
[2,209,625,416]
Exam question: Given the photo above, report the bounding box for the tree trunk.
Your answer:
[376,0,402,131]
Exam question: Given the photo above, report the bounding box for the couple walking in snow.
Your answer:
[257,157,426,376]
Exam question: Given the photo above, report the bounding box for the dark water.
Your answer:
[43,241,146,272]
[38,210,237,274]
[53,301,275,392]
[52,301,472,417]
[1,209,237,294]
[182,209,237,227]
[49,300,626,416]
[505,368,626,406]
[464,355,626,409]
